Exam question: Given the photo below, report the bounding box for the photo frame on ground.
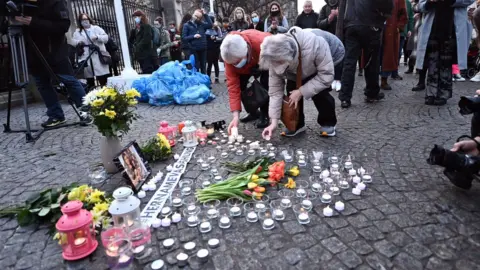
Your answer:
[115,141,151,192]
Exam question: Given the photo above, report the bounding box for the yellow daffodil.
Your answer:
[104,109,116,119]
[88,190,105,204]
[125,88,141,98]
[91,99,104,107]
[288,166,300,177]
[128,99,138,106]
[284,177,296,189]
[93,202,109,213]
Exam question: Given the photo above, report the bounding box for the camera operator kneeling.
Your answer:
[14,0,89,128]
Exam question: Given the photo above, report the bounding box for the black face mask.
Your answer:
[271,10,280,16]
[327,0,338,7]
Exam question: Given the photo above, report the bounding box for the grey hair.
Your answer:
[304,0,312,6]
[220,34,248,64]
[259,34,297,70]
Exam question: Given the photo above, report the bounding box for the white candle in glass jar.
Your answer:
[247,212,257,220]
[345,161,352,168]
[161,207,171,215]
[322,193,331,202]
[302,199,312,208]
[273,209,284,217]
[187,216,198,223]
[322,170,330,178]
[230,206,241,215]
[263,218,274,227]
[297,188,306,196]
[220,216,230,225]
[137,190,146,198]
[207,208,217,217]
[312,183,322,191]
[187,205,196,212]
[281,198,291,207]
[298,212,309,221]
[172,213,181,223]
[161,218,171,227]
[313,165,322,172]
[172,198,182,206]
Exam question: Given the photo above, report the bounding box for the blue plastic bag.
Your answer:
[131,77,150,102]
[174,84,216,105]
[147,79,174,106]
[152,61,186,80]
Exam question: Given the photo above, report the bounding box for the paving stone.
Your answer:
[334,226,359,243]
[347,214,372,228]
[426,257,453,270]
[310,224,334,241]
[320,237,348,254]
[387,231,414,247]
[212,254,234,270]
[373,239,399,258]
[283,248,305,265]
[268,234,287,250]
[456,259,480,270]
[362,209,385,221]
[292,233,317,249]
[336,250,363,268]
[430,243,457,260]
[365,253,393,270]
[14,253,41,270]
[358,226,385,241]
[377,204,402,215]
[323,259,348,270]
[305,244,333,263]
[373,220,397,233]
[282,220,306,235]
[404,242,433,260]
[349,240,375,255]
[392,252,424,270]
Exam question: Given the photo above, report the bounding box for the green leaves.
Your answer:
[38,207,51,217]
[17,209,34,226]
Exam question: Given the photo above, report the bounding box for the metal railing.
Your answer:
[70,0,164,71]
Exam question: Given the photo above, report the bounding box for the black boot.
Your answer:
[240,113,259,123]
[412,84,426,91]
[255,113,269,128]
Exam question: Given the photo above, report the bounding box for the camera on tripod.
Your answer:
[0,0,37,16]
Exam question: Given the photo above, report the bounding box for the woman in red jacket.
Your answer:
[220,30,272,133]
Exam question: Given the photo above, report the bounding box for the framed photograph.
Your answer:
[115,141,151,192]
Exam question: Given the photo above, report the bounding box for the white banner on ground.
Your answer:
[140,146,196,225]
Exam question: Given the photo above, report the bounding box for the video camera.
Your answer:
[0,0,37,16]
[459,96,480,115]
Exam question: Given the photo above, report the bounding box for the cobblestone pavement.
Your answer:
[2,72,480,270]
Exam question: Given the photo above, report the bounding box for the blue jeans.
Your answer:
[34,74,86,119]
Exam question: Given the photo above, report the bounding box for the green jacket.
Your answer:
[129,23,156,60]
[157,27,173,59]
[402,0,414,37]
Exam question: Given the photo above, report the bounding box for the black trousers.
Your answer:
[207,48,220,78]
[286,77,337,129]
[472,112,480,138]
[171,50,182,62]
[86,74,109,90]
[192,50,207,74]
[239,70,269,116]
[138,58,156,74]
[340,25,382,101]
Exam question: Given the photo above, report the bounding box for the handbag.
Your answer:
[281,33,302,132]
[241,77,269,114]
[85,30,112,65]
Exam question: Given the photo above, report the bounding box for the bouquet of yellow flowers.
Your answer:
[83,86,141,137]
[141,133,172,162]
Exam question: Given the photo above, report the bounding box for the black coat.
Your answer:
[26,0,73,76]
[129,23,156,60]
[343,0,393,29]
[295,12,319,29]
[318,5,337,34]
[248,22,264,32]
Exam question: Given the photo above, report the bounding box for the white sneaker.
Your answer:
[331,81,337,90]
[335,81,342,92]
[471,73,480,82]
[453,74,466,82]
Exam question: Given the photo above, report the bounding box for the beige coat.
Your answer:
[264,26,334,120]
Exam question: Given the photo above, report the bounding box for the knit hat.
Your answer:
[132,10,145,17]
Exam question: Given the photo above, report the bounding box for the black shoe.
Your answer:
[240,113,259,123]
[358,70,363,76]
[425,96,434,105]
[381,82,392,90]
[215,78,219,83]
[41,117,66,128]
[412,84,425,92]
[405,69,413,74]
[391,75,403,80]
[365,92,385,103]
[255,115,269,129]
[434,98,447,106]
[341,100,351,108]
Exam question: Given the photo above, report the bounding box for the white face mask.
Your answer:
[134,17,141,24]
[234,58,247,68]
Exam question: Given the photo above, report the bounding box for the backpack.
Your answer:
[151,26,161,47]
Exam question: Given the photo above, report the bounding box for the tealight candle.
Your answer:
[349,169,357,176]
[362,175,372,183]
[324,178,333,184]
[247,212,257,222]
[187,216,198,224]
[184,242,196,251]
[322,170,330,178]
[236,135,244,143]
[313,165,322,172]
[298,212,309,222]
[273,209,284,219]
[133,245,145,255]
[331,164,339,170]
[323,206,333,217]
[330,156,339,163]
[357,182,366,191]
[137,190,146,198]
[312,183,322,192]
[248,149,256,155]
[208,238,220,249]
[352,175,361,184]
[172,198,182,207]
[161,207,171,216]
[299,154,306,160]
[344,161,353,168]
[235,149,244,156]
[149,183,157,190]
[260,149,268,155]
[177,253,188,267]
[234,142,240,147]
[358,167,366,175]
[207,156,215,162]
[207,140,213,145]
[172,213,181,223]
[187,205,196,212]
[161,218,171,227]
[214,176,222,182]
[219,216,231,228]
[263,218,274,230]
[256,203,266,211]
[266,143,273,148]
[201,163,210,170]
[202,180,211,188]
[268,152,275,158]
[221,152,229,158]
[298,159,307,167]
[331,186,340,195]
[197,249,209,263]
[302,199,312,210]
[141,185,149,191]
[352,187,361,195]
[284,155,293,162]
[281,198,291,207]
[296,188,307,197]
[166,165,173,171]
[321,193,332,203]
[200,221,211,233]
[163,238,175,249]
[230,206,241,216]
[151,259,164,270]
[207,208,217,218]
[228,136,236,143]
[220,139,227,144]
[152,218,161,228]
[335,201,345,211]
[174,154,180,160]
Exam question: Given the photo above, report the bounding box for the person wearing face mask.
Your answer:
[264,2,289,34]
[168,23,182,62]
[248,12,264,31]
[260,27,337,138]
[295,1,320,29]
[154,17,178,66]
[72,13,110,90]
[231,7,249,31]
[182,9,213,74]
[318,0,339,34]
[220,30,272,133]
[129,10,157,74]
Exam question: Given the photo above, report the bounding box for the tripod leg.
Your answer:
[3,88,12,132]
